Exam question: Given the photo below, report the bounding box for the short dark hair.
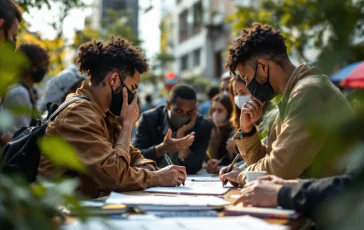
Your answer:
[18,44,49,73]
[77,36,149,85]
[207,86,219,100]
[145,94,152,103]
[225,23,288,76]
[0,0,22,30]
[168,84,196,104]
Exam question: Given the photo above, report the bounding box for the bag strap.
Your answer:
[47,96,90,123]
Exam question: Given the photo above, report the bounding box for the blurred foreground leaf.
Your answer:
[38,136,86,173]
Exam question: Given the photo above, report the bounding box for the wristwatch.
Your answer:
[236,126,257,139]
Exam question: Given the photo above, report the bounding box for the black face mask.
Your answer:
[31,68,46,83]
[247,64,276,102]
[110,75,135,116]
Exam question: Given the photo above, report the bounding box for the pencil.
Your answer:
[223,154,240,186]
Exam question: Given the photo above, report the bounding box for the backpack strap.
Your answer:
[47,96,90,123]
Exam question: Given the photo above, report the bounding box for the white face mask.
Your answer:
[212,112,227,124]
[234,95,251,109]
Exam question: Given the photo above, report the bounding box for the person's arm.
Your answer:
[129,143,158,171]
[59,102,159,191]
[2,87,33,131]
[179,120,213,174]
[134,113,161,161]
[278,174,353,216]
[237,86,330,184]
[234,129,267,165]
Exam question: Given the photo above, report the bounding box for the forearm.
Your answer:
[234,131,266,165]
[116,124,132,149]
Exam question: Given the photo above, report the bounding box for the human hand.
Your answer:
[258,175,299,185]
[120,88,139,128]
[157,165,187,186]
[206,159,221,174]
[219,165,242,187]
[234,180,283,207]
[176,112,197,138]
[158,129,194,156]
[240,98,265,133]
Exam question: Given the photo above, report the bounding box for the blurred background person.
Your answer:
[1,44,49,140]
[140,94,154,113]
[205,94,237,174]
[134,84,213,174]
[220,72,231,95]
[198,86,219,118]
[37,64,87,113]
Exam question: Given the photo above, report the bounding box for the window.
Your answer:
[179,10,188,42]
[181,55,189,72]
[193,49,201,67]
[193,1,203,33]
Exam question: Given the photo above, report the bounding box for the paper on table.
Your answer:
[105,192,230,206]
[63,216,288,230]
[144,185,231,195]
[224,206,300,219]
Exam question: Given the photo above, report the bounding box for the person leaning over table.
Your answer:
[219,22,354,187]
[38,36,187,198]
[234,174,354,220]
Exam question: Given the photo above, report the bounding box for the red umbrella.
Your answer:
[339,61,364,88]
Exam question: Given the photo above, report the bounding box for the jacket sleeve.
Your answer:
[134,113,160,161]
[278,174,353,216]
[182,119,213,174]
[237,86,328,184]
[129,144,157,170]
[234,130,267,165]
[58,102,159,191]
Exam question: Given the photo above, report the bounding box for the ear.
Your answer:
[257,58,269,77]
[109,72,119,87]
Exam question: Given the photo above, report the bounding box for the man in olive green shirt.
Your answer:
[220,23,353,186]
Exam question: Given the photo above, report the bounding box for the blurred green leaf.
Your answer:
[38,136,86,173]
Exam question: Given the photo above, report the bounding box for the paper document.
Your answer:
[63,216,288,230]
[105,192,230,207]
[224,206,301,219]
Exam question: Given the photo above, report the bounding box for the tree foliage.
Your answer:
[227,0,364,74]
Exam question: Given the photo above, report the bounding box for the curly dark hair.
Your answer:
[18,44,49,73]
[225,23,288,76]
[77,36,149,85]
[0,0,22,30]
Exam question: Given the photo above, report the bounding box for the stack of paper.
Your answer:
[224,206,301,219]
[63,216,288,230]
[105,192,230,207]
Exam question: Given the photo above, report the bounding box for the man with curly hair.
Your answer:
[38,36,188,197]
[220,23,354,188]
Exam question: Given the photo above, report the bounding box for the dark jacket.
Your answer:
[278,174,353,217]
[134,106,213,174]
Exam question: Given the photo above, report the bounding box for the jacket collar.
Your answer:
[68,81,108,119]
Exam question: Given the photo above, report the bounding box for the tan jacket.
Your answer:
[235,64,354,184]
[38,82,159,197]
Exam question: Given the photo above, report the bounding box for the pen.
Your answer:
[223,154,240,186]
[164,154,185,186]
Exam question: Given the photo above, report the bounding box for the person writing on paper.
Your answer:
[220,23,353,186]
[205,94,237,173]
[234,174,353,219]
[134,84,213,174]
[38,37,187,198]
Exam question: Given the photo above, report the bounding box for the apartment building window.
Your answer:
[193,49,201,67]
[193,1,203,34]
[181,54,189,72]
[179,10,189,42]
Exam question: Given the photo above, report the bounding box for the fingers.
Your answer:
[257,175,274,181]
[165,129,172,140]
[131,91,138,105]
[219,166,229,183]
[122,87,128,106]
[172,165,187,181]
[252,97,265,106]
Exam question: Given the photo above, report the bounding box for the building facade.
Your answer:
[167,0,237,80]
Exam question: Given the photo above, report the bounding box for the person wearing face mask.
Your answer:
[220,23,354,188]
[134,84,213,174]
[38,37,188,198]
[220,72,231,95]
[205,94,238,174]
[1,44,49,139]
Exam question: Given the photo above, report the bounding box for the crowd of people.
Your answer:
[0,0,361,226]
